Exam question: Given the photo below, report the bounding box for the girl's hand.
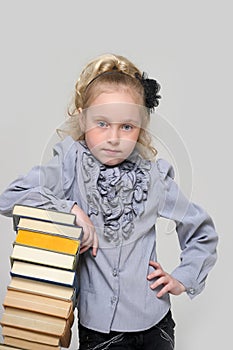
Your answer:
[147,261,186,298]
[71,204,98,257]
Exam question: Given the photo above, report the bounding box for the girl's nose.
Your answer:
[107,126,120,145]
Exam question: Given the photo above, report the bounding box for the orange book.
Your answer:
[15,229,80,255]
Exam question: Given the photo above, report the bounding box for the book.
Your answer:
[8,277,76,302]
[1,307,70,336]
[13,204,76,230]
[15,229,81,255]
[3,336,60,350]
[10,244,78,271]
[60,323,72,348]
[3,289,73,319]
[17,217,83,240]
[2,323,71,348]
[0,344,23,350]
[11,261,76,287]
[2,326,60,346]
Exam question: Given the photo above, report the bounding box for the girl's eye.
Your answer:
[122,124,133,131]
[97,121,108,128]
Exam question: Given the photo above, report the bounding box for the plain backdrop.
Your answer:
[0,1,231,349]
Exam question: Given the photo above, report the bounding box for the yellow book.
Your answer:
[15,229,80,255]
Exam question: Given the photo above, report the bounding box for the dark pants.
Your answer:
[78,310,175,350]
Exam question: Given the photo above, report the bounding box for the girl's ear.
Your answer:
[78,108,85,133]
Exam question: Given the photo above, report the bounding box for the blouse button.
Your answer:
[188,288,196,295]
[112,269,118,277]
[111,296,117,304]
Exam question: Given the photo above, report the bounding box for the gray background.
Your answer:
[0,1,231,349]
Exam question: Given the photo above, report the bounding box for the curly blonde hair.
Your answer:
[59,53,157,159]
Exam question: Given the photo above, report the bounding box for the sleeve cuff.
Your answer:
[171,270,205,299]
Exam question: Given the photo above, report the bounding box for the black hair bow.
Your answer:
[135,72,161,112]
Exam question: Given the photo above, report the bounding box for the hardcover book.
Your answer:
[13,204,76,230]
[3,289,73,319]
[11,244,78,271]
[2,326,60,346]
[1,307,71,337]
[17,217,83,240]
[15,229,81,255]
[3,336,60,350]
[0,344,24,350]
[10,261,76,287]
[8,277,76,302]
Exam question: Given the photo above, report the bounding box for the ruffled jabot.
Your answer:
[81,144,151,244]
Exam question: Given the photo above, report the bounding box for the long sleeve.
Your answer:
[0,136,77,217]
[157,159,218,299]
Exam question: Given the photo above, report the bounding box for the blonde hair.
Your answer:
[59,53,157,159]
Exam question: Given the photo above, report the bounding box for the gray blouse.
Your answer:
[0,136,218,333]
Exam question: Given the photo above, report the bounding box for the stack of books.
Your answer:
[0,205,83,350]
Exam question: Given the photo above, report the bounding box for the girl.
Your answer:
[0,53,218,349]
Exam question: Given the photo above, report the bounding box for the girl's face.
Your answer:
[83,90,142,166]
